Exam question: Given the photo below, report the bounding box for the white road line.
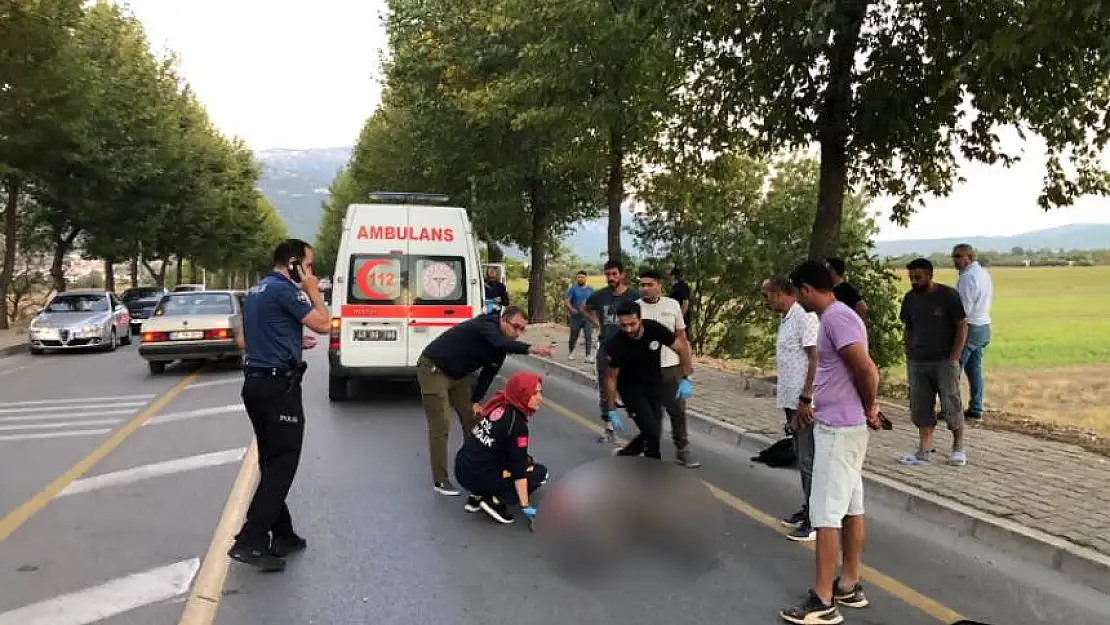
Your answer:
[0,409,136,423]
[0,558,200,625]
[185,378,241,390]
[0,402,146,415]
[0,419,122,432]
[0,394,155,408]
[0,429,111,442]
[58,448,248,498]
[144,404,244,426]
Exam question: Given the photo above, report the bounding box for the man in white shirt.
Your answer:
[761,275,820,542]
[952,244,993,420]
[636,269,701,468]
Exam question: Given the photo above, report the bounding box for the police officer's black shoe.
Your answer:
[464,495,482,512]
[479,496,515,524]
[271,533,307,558]
[228,543,285,573]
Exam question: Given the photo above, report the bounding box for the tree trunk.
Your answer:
[130,256,139,287]
[175,255,183,287]
[606,124,625,263]
[807,0,867,261]
[50,228,80,294]
[526,186,549,323]
[189,259,200,284]
[103,258,115,292]
[486,238,504,263]
[0,178,19,330]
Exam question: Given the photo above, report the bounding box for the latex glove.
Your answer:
[521,505,537,519]
[676,378,693,400]
[606,409,625,433]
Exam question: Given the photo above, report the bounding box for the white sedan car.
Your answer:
[138,290,245,374]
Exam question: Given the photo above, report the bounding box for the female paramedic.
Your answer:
[455,371,549,525]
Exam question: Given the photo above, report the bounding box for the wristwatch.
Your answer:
[799,396,812,405]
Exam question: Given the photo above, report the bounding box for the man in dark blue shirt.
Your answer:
[229,238,330,573]
[416,306,553,496]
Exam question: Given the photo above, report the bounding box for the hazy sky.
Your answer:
[123,0,1109,241]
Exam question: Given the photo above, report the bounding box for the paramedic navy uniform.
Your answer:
[455,405,548,503]
[234,271,313,558]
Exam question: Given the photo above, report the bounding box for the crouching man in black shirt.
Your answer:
[605,300,695,460]
[416,306,554,496]
[455,371,549,524]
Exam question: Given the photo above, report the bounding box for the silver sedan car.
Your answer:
[27,289,133,354]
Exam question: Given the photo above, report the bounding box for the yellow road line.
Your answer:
[0,370,202,542]
[178,440,259,625]
[540,397,965,624]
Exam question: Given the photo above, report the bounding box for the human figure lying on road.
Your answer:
[455,371,549,525]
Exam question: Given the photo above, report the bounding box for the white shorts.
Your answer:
[809,422,869,528]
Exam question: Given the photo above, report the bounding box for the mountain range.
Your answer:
[255,147,1110,260]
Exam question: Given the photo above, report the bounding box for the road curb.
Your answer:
[0,341,28,359]
[518,353,1110,595]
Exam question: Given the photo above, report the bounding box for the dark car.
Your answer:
[119,286,168,334]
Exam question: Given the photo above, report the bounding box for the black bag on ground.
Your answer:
[750,437,796,468]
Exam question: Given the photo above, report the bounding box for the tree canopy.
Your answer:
[0,0,286,327]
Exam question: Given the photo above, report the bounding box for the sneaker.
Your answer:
[780,508,807,528]
[779,590,843,624]
[787,523,816,542]
[597,426,615,443]
[270,533,307,558]
[479,496,515,524]
[568,352,577,361]
[964,409,982,420]
[584,353,595,364]
[833,577,869,608]
[676,448,702,469]
[464,495,482,512]
[434,480,461,496]
[228,543,285,573]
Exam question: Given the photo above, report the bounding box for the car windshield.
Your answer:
[155,293,234,316]
[45,294,109,313]
[121,288,163,302]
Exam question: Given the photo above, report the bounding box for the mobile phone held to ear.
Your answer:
[288,257,303,283]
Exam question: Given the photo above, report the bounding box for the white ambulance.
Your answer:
[327,193,487,401]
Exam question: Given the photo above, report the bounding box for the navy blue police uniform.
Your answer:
[231,271,314,567]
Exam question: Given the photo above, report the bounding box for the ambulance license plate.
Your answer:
[353,329,397,342]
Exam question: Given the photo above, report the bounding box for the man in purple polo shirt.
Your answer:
[779,260,882,625]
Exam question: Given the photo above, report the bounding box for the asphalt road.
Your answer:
[0,343,1107,625]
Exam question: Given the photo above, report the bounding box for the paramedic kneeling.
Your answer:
[416,306,554,496]
[229,239,331,573]
[455,372,549,524]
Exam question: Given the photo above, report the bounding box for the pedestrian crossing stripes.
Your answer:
[0,394,243,444]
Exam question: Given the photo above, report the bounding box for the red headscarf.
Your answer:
[481,372,543,419]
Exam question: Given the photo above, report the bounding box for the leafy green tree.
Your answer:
[677,1,1110,260]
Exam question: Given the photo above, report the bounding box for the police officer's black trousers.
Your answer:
[235,373,305,550]
[616,383,664,460]
[456,463,549,504]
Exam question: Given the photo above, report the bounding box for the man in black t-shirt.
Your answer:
[603,300,695,460]
[826,258,868,318]
[669,267,692,330]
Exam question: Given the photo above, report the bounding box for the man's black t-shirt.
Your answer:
[900,283,967,362]
[455,405,531,480]
[604,319,678,387]
[669,280,691,327]
[833,281,862,312]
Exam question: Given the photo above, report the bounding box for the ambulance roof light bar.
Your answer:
[368,192,451,204]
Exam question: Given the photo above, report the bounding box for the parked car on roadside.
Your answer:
[27,290,132,354]
[172,284,206,293]
[139,290,245,374]
[119,286,168,334]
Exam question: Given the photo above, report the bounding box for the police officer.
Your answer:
[455,371,549,524]
[604,300,694,460]
[416,306,554,496]
[228,238,331,573]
